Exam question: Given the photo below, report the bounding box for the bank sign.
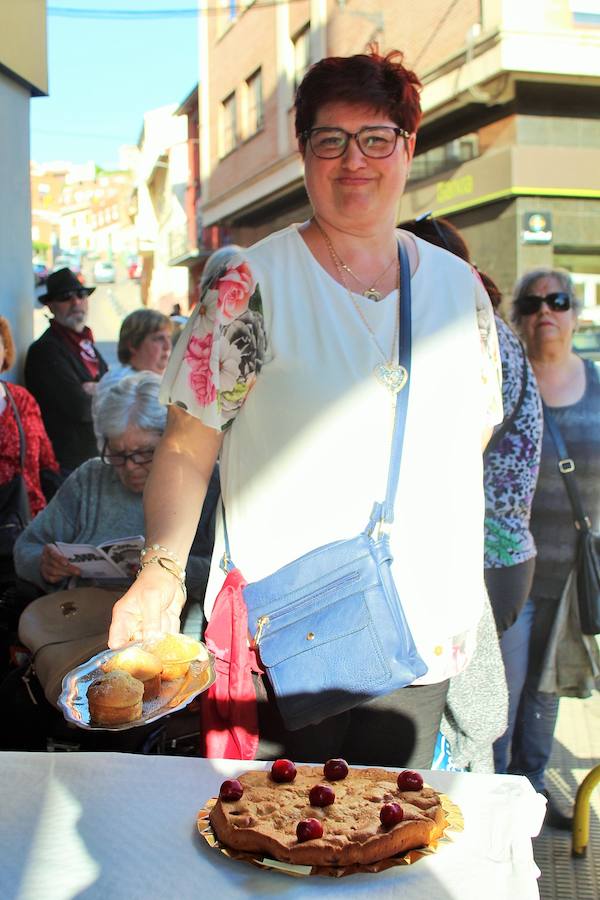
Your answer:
[522,212,553,244]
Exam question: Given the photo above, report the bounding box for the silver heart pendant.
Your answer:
[374,363,409,394]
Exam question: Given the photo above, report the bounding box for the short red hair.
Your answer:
[0,316,15,372]
[295,46,422,150]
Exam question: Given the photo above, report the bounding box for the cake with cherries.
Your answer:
[209,760,446,867]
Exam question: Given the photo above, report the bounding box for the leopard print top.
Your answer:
[484,317,543,568]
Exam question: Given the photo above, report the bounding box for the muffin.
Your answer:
[88,670,144,725]
[102,646,163,700]
[142,633,206,681]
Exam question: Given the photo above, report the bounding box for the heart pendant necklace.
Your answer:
[373,361,408,394]
[314,218,408,396]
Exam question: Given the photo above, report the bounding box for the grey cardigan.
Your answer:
[14,459,208,601]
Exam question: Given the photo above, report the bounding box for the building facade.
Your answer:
[31,161,137,273]
[197,0,600,309]
[132,105,191,313]
[169,84,214,311]
[0,0,48,366]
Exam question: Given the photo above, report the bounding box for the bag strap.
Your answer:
[543,403,591,532]
[484,341,528,458]
[221,237,412,570]
[2,382,27,472]
[374,235,412,529]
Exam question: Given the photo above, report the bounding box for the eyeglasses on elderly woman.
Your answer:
[303,125,412,159]
[516,292,571,316]
[100,441,156,467]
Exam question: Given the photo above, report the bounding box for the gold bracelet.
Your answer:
[137,556,187,602]
[141,544,183,568]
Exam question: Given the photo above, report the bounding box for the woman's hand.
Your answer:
[40,543,81,583]
[108,565,185,649]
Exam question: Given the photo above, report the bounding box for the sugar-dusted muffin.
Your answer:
[102,646,163,700]
[88,670,144,725]
[142,634,206,681]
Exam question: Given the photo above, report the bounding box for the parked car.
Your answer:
[93,261,116,284]
[52,254,82,274]
[573,326,600,361]
[33,262,48,287]
[127,257,142,280]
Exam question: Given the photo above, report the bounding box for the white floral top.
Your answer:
[162,226,502,684]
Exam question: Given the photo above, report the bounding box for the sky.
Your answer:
[30,1,200,169]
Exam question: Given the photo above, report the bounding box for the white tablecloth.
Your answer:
[0,753,545,900]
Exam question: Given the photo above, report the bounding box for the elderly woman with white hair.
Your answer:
[15,371,168,592]
[14,371,214,704]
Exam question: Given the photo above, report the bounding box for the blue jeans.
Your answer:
[493,598,560,792]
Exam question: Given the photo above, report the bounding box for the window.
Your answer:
[293,25,310,91]
[246,69,263,136]
[408,133,480,183]
[220,92,237,157]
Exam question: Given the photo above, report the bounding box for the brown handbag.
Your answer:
[18,587,121,707]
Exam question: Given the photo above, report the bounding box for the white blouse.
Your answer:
[161,225,502,684]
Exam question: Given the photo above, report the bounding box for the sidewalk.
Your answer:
[534,693,600,900]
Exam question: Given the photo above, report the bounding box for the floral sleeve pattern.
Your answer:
[162,256,267,431]
[474,272,503,430]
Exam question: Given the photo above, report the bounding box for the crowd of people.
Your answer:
[1,46,597,830]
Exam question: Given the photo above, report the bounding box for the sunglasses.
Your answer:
[517,292,571,316]
[413,211,453,253]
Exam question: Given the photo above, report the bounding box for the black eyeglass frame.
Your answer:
[302,125,412,159]
[516,292,572,316]
[100,440,156,467]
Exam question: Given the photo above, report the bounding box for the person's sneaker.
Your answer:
[542,790,573,831]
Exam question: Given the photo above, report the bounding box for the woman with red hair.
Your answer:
[109,49,502,768]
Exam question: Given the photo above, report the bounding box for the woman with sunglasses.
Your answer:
[13,373,211,651]
[108,48,502,768]
[494,268,599,828]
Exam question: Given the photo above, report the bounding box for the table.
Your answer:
[0,753,546,900]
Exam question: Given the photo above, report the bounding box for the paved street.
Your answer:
[33,263,143,368]
[535,693,600,900]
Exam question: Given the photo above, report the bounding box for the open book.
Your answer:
[54,535,144,580]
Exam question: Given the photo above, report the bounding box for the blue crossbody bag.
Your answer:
[223,239,427,731]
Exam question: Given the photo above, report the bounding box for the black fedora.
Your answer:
[36,268,96,304]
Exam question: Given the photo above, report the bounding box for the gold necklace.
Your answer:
[315,219,408,396]
[315,218,396,302]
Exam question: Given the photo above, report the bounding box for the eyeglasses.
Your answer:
[303,126,411,159]
[517,292,571,316]
[101,441,156,467]
[55,290,88,302]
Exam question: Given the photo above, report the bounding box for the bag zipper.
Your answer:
[252,570,359,647]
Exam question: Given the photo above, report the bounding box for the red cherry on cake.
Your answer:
[397,770,424,791]
[323,758,349,781]
[219,779,243,801]
[296,818,324,842]
[309,784,335,807]
[270,759,297,783]
[380,802,404,828]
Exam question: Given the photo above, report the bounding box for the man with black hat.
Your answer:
[25,268,108,473]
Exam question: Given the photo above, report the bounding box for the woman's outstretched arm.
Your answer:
[108,405,222,648]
